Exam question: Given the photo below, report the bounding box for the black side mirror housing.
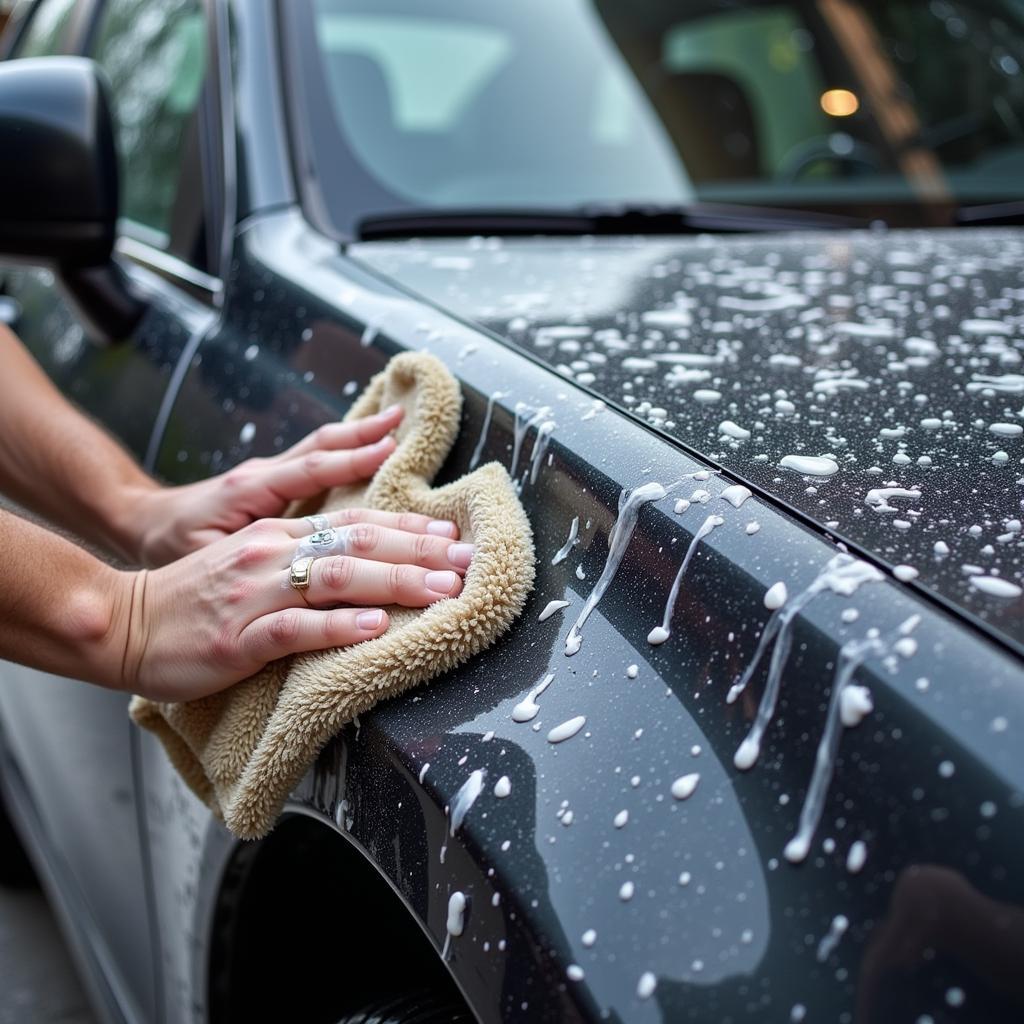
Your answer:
[0,57,143,340]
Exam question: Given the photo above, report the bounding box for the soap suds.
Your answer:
[670,773,701,800]
[538,599,570,621]
[548,715,586,743]
[565,482,667,655]
[512,673,554,723]
[552,516,580,565]
[450,769,486,834]
[647,514,724,645]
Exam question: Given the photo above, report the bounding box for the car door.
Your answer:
[0,1,222,1019]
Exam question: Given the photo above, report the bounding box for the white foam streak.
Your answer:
[512,673,554,722]
[527,420,556,486]
[552,516,580,565]
[538,599,570,621]
[721,484,753,508]
[547,715,586,743]
[647,514,723,646]
[565,482,667,655]
[510,402,552,482]
[450,769,486,834]
[780,454,840,477]
[783,617,918,863]
[469,391,505,470]
[730,556,882,774]
[816,914,849,962]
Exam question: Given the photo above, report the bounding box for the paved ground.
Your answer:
[0,884,95,1024]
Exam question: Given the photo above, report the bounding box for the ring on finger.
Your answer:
[289,555,316,591]
[294,525,351,562]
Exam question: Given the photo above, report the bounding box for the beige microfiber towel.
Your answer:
[129,352,535,839]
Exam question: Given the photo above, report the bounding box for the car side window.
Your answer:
[10,0,76,57]
[88,0,208,263]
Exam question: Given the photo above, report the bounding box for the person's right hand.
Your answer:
[118,509,474,702]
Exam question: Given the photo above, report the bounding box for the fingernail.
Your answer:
[426,520,457,537]
[356,609,384,630]
[425,570,458,595]
[447,543,475,569]
[382,403,402,416]
[374,436,395,449]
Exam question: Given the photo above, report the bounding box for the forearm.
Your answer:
[0,325,156,562]
[0,507,135,689]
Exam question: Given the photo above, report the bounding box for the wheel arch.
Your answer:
[204,806,476,1024]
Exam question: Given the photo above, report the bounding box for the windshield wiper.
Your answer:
[355,203,865,241]
[956,199,1024,227]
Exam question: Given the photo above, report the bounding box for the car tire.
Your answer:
[337,990,474,1024]
[0,788,37,888]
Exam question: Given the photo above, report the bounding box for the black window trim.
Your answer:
[114,234,223,304]
[85,0,235,308]
[275,0,349,244]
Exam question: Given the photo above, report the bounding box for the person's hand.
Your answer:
[126,405,407,567]
[118,508,473,702]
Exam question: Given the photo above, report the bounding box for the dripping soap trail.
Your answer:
[526,419,556,487]
[538,599,570,622]
[730,555,883,772]
[450,768,486,834]
[510,402,552,481]
[552,516,579,565]
[648,514,724,645]
[783,617,918,863]
[469,390,506,470]
[512,673,554,722]
[564,482,668,655]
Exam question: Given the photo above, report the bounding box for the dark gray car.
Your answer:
[1,1,1023,1022]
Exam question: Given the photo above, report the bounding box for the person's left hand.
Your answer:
[128,404,406,567]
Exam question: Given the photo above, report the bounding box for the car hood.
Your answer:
[354,227,1024,652]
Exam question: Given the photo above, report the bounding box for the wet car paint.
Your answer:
[151,209,1024,1023]
[0,262,205,460]
[2,0,1022,1018]
[353,230,1024,654]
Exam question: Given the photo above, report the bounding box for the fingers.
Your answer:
[260,437,397,502]
[281,508,460,541]
[301,556,464,608]
[292,523,472,572]
[342,524,474,572]
[281,405,403,459]
[239,606,390,665]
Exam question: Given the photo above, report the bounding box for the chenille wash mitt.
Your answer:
[129,352,535,839]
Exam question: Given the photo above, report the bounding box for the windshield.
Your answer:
[291,0,1024,234]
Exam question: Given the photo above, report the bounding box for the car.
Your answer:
[1,0,1023,1021]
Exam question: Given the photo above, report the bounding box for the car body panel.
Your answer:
[1,1,1022,1023]
[353,229,1024,655]
[150,208,1024,1023]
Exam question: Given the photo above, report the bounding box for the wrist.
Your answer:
[62,566,141,691]
[105,481,164,566]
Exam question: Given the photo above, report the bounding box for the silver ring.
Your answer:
[305,513,331,532]
[293,525,352,563]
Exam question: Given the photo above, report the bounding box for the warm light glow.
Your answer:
[820,89,860,116]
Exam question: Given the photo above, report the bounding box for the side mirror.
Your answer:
[0,57,143,341]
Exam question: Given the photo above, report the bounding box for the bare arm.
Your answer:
[0,324,418,567]
[0,324,476,699]
[0,324,156,562]
[0,507,133,687]
[0,504,472,700]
